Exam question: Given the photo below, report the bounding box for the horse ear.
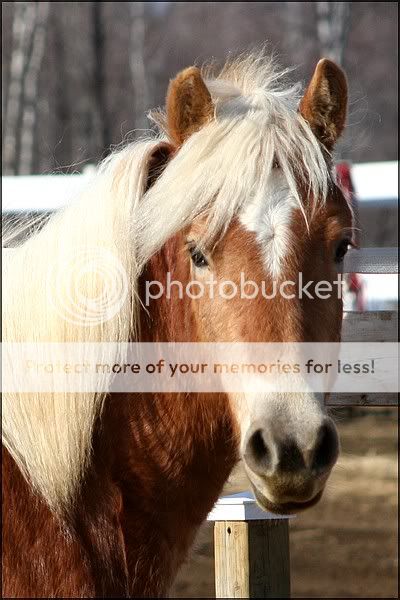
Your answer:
[299,59,348,151]
[166,66,214,146]
[145,142,174,191]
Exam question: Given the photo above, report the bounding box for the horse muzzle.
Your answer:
[242,416,339,515]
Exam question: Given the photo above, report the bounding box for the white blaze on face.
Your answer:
[239,170,297,279]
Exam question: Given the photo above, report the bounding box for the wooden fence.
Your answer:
[208,246,398,598]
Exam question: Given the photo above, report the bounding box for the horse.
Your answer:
[2,51,353,597]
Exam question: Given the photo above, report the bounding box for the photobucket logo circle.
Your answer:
[47,247,129,326]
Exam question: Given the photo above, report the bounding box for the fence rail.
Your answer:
[344,247,398,274]
[335,310,398,406]
[342,310,397,341]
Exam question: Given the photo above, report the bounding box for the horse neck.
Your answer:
[80,234,238,595]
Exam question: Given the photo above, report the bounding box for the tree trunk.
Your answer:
[62,3,95,168]
[3,2,35,174]
[285,1,305,62]
[92,2,110,157]
[129,2,149,132]
[19,2,50,175]
[316,2,351,66]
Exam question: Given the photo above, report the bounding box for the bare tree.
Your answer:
[3,2,35,174]
[129,2,149,131]
[19,2,50,174]
[285,2,305,61]
[60,3,97,168]
[2,2,397,172]
[92,2,110,155]
[315,2,351,66]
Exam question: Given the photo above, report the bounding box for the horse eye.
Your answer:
[335,239,351,264]
[189,246,208,268]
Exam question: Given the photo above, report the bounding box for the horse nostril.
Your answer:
[311,419,339,474]
[244,428,272,474]
[251,429,268,461]
[279,439,305,472]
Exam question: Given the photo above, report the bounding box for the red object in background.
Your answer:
[335,162,365,312]
[336,162,354,196]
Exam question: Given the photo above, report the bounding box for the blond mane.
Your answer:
[2,51,331,513]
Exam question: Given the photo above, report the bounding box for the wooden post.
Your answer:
[207,492,292,598]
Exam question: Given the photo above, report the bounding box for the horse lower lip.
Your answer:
[254,488,324,514]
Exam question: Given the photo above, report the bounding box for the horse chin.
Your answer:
[251,485,324,516]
